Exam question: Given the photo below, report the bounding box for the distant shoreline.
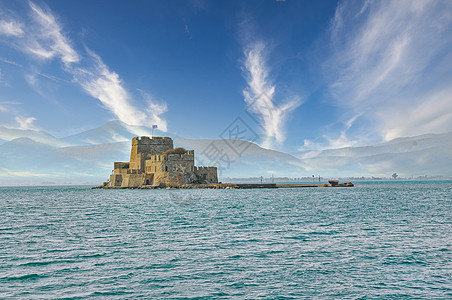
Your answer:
[1,179,452,188]
[93,182,354,190]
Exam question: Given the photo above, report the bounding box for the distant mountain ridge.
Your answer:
[61,120,172,145]
[0,120,450,185]
[299,131,452,159]
[0,121,305,185]
[297,131,452,177]
[0,126,71,147]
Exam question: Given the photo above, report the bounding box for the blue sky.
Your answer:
[1,0,452,154]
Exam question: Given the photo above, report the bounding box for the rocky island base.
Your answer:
[93,182,354,189]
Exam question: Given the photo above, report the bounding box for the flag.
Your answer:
[152,125,158,129]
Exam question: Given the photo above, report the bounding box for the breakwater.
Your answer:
[93,182,354,189]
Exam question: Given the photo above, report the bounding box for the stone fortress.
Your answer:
[107,136,218,188]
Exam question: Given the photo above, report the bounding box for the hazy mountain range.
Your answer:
[0,120,451,185]
[298,131,452,177]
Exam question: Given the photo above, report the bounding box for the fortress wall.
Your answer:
[145,173,154,185]
[110,174,123,187]
[153,172,170,185]
[167,171,191,185]
[146,154,195,174]
[194,166,218,184]
[167,153,194,161]
[165,157,195,173]
[149,153,194,162]
[113,162,129,174]
[144,154,196,186]
[129,136,173,171]
[121,173,146,188]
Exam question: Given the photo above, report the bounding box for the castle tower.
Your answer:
[129,136,173,172]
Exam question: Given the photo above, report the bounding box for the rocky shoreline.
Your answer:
[92,182,354,189]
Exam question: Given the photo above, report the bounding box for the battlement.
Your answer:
[114,162,129,169]
[113,162,130,174]
[194,166,217,171]
[132,136,173,145]
[149,151,195,162]
[194,166,218,184]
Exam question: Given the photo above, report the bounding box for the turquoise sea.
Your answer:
[0,181,451,298]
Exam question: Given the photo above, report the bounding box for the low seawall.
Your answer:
[93,182,354,189]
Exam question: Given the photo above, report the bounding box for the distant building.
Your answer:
[108,136,218,187]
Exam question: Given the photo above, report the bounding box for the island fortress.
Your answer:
[107,136,218,188]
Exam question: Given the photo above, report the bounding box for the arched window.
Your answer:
[165,165,168,172]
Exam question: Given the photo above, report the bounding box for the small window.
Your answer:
[165,166,168,172]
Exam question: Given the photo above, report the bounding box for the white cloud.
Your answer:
[184,23,192,40]
[27,2,80,65]
[0,2,168,131]
[74,50,168,131]
[242,41,301,148]
[381,87,452,140]
[142,91,168,132]
[0,20,24,37]
[14,116,36,130]
[0,168,57,178]
[322,114,361,149]
[325,0,452,141]
[0,69,7,87]
[24,73,37,86]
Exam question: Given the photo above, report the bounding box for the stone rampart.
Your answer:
[129,136,173,171]
[113,162,129,174]
[194,166,218,184]
[121,173,146,188]
[104,136,218,188]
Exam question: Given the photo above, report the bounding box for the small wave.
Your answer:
[2,273,44,281]
[45,248,71,253]
[318,223,335,227]
[284,235,309,241]
[76,253,106,259]
[382,256,427,266]
[309,230,339,235]
[18,259,77,267]
[88,290,133,297]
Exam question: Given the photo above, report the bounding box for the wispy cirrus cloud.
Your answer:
[74,50,168,131]
[0,97,38,131]
[0,2,168,131]
[242,41,301,148]
[26,2,80,65]
[0,20,24,37]
[324,0,452,142]
[14,116,36,130]
[139,89,168,132]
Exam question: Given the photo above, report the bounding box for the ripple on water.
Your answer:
[0,183,451,298]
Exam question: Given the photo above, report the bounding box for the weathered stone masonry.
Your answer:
[108,136,218,188]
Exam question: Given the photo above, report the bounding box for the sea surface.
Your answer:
[0,181,451,299]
